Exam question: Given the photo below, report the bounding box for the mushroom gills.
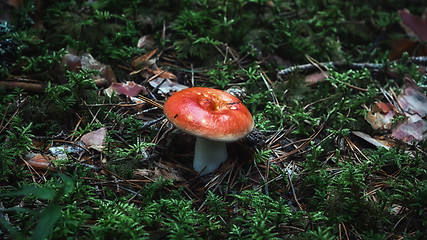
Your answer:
[193,137,228,175]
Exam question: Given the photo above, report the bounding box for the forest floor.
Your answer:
[0,1,426,239]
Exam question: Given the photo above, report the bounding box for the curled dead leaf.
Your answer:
[365,102,396,130]
[105,81,147,97]
[24,152,56,171]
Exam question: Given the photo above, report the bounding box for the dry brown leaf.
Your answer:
[390,78,427,142]
[133,162,184,181]
[366,78,427,143]
[389,38,427,60]
[398,9,427,42]
[365,102,396,130]
[145,68,177,80]
[81,128,107,151]
[390,9,427,60]
[24,152,57,171]
[131,49,158,69]
[63,53,117,86]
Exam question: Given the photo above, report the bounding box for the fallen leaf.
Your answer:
[24,152,57,171]
[145,68,177,80]
[391,116,427,142]
[100,65,117,86]
[153,163,184,181]
[397,77,427,117]
[398,9,427,42]
[133,169,153,178]
[365,78,427,143]
[365,102,396,130]
[63,53,116,86]
[129,96,146,105]
[375,102,394,113]
[81,128,107,151]
[388,77,427,142]
[305,71,329,86]
[64,53,82,71]
[389,38,427,60]
[133,162,184,181]
[389,9,427,60]
[137,34,155,49]
[106,81,147,97]
[6,0,24,8]
[131,49,158,69]
[149,78,188,96]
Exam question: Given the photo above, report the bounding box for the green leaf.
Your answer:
[0,185,56,200]
[31,203,62,240]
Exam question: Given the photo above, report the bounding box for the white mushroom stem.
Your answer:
[193,137,228,175]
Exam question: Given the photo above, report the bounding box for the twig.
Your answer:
[0,78,47,93]
[341,222,350,240]
[278,56,427,77]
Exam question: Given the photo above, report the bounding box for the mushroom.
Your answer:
[164,87,254,175]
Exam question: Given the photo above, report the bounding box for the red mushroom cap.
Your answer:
[164,87,254,142]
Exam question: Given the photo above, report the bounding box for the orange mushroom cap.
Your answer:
[164,87,254,142]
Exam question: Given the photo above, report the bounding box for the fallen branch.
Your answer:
[278,56,427,78]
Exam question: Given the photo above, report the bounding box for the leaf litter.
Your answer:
[365,77,427,143]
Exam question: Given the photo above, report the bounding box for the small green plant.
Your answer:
[301,226,334,240]
[324,163,382,230]
[253,148,273,164]
[0,104,34,182]
[44,69,97,112]
[90,199,149,239]
[207,60,236,89]
[22,48,67,73]
[115,138,155,160]
[230,190,293,239]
